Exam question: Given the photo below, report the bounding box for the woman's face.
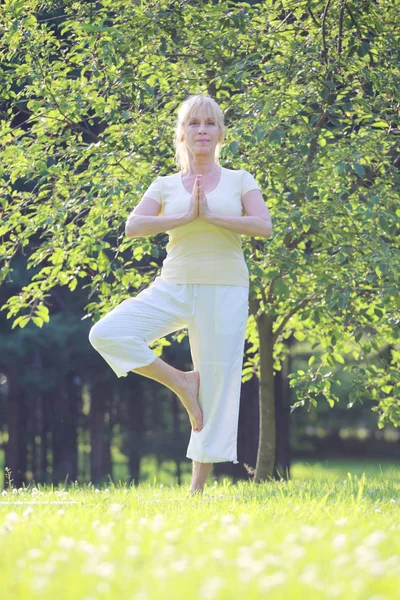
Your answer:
[182,111,220,157]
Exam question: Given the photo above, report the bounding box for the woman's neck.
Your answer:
[183,160,219,177]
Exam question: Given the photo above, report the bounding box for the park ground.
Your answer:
[0,459,399,600]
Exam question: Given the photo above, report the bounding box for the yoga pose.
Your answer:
[89,93,272,494]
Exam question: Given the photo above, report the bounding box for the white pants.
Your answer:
[88,276,249,464]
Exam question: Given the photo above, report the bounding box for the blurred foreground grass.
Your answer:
[1,461,399,599]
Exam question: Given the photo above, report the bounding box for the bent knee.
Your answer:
[88,320,113,349]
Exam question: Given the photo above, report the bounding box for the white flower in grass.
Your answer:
[95,524,115,539]
[58,536,75,550]
[109,503,123,515]
[299,564,319,586]
[332,533,347,550]
[350,578,365,593]
[218,524,241,542]
[97,581,111,593]
[199,576,225,599]
[96,562,115,578]
[34,560,57,575]
[31,575,49,591]
[126,545,140,558]
[354,545,378,568]
[171,557,189,573]
[133,592,149,600]
[263,553,283,567]
[327,583,344,597]
[5,512,19,524]
[334,517,348,526]
[27,548,42,559]
[164,529,182,541]
[364,530,386,546]
[153,567,168,579]
[1,490,7,496]
[332,553,351,568]
[77,540,96,554]
[238,513,251,525]
[258,571,286,592]
[57,509,65,515]
[138,517,148,526]
[92,520,101,529]
[210,548,225,560]
[385,555,399,567]
[49,551,69,563]
[369,561,386,576]
[301,525,321,541]
[285,545,305,560]
[220,514,235,524]
[252,539,266,551]
[151,514,164,532]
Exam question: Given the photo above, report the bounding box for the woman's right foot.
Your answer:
[176,371,203,432]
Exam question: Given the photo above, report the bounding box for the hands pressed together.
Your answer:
[185,174,213,224]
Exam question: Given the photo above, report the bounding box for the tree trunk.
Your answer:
[89,375,112,486]
[51,376,78,486]
[32,348,47,484]
[4,366,26,489]
[125,376,144,487]
[273,353,291,480]
[255,313,275,482]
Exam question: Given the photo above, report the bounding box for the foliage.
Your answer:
[0,0,399,429]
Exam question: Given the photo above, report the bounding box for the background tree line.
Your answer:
[0,0,399,487]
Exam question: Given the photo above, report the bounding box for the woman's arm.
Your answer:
[207,214,271,238]
[206,189,272,238]
[125,195,195,238]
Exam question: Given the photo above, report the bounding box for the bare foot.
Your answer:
[176,371,203,432]
[186,487,203,498]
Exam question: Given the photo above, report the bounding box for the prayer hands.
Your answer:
[197,175,213,221]
[186,175,213,223]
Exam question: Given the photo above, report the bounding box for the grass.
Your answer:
[1,462,399,599]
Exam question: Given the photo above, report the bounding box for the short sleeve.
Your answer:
[241,170,261,196]
[142,176,162,204]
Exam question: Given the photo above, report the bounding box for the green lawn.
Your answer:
[1,461,399,599]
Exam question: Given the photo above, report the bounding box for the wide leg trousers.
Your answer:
[88,276,249,464]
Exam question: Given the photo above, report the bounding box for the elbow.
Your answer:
[125,216,141,239]
[260,218,272,239]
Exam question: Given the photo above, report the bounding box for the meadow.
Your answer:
[1,460,399,600]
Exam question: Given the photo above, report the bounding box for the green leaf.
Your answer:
[353,163,365,177]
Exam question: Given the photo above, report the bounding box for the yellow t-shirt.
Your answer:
[142,166,261,286]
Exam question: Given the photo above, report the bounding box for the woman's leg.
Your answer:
[132,358,203,431]
[186,284,249,493]
[189,461,213,495]
[89,278,204,431]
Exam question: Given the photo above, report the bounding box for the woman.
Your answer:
[89,93,272,495]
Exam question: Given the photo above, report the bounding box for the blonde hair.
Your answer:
[174,94,225,174]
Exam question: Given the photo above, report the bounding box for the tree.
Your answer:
[1,0,398,485]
